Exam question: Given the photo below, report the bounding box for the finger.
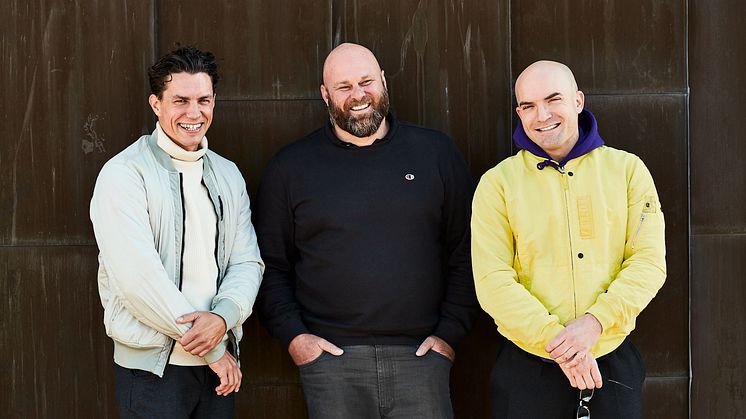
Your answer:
[545,331,567,352]
[176,312,198,324]
[320,339,344,356]
[574,371,587,390]
[216,370,229,395]
[591,363,603,388]
[182,338,205,352]
[415,337,434,356]
[197,339,217,357]
[236,367,243,393]
[563,351,584,368]
[549,342,573,361]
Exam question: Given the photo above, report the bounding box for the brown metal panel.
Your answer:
[690,0,746,234]
[0,0,154,245]
[584,95,689,378]
[450,314,502,418]
[236,385,308,418]
[331,0,513,177]
[207,100,329,196]
[0,246,116,419]
[691,0,746,416]
[643,377,689,418]
[691,235,746,417]
[156,0,332,100]
[511,0,687,94]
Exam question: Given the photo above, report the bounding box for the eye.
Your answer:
[338,86,351,92]
[360,79,373,86]
[174,99,186,104]
[521,105,534,111]
[199,98,212,104]
[549,97,562,102]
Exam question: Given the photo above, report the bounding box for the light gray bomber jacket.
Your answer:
[90,129,264,377]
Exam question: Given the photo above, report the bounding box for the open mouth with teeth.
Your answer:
[178,122,203,132]
[349,103,371,112]
[536,122,560,132]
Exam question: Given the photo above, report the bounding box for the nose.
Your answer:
[537,103,552,122]
[351,84,366,100]
[186,100,200,119]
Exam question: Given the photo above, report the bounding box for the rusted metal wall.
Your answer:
[690,0,746,417]
[0,0,704,417]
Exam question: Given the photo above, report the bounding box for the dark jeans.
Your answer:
[490,339,645,419]
[114,364,234,419]
[299,345,454,419]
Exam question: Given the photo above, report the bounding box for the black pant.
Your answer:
[114,364,234,419]
[490,339,645,419]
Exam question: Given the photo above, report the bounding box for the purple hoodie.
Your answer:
[513,109,605,171]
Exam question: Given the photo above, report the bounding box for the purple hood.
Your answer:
[513,109,605,170]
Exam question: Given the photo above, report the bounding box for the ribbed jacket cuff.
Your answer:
[211,299,242,330]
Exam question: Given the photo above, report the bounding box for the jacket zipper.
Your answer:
[559,167,578,317]
[631,213,647,249]
[168,173,187,361]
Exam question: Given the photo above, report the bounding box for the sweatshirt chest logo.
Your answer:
[404,173,415,181]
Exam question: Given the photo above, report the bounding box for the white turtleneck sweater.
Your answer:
[155,123,227,366]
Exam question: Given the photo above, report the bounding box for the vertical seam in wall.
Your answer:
[507,0,514,157]
[152,0,158,66]
[685,0,692,417]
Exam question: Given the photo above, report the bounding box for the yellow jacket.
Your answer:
[472,146,666,358]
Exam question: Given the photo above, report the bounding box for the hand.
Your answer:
[177,311,227,357]
[208,351,242,396]
[545,314,602,367]
[415,335,455,361]
[288,333,344,366]
[558,352,603,390]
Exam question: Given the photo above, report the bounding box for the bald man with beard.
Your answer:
[472,60,666,418]
[255,43,477,418]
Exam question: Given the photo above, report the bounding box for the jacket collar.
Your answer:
[513,109,605,170]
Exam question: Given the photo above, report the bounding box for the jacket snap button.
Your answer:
[568,172,574,176]
[577,253,584,259]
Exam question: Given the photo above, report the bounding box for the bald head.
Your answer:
[323,43,382,87]
[515,60,578,101]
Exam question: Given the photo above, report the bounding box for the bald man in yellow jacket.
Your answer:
[472,61,665,419]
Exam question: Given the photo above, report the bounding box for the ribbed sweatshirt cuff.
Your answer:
[278,317,310,349]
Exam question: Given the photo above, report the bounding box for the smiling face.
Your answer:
[320,43,390,145]
[148,72,215,151]
[515,61,584,162]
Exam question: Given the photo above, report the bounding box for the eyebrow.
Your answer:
[332,75,375,88]
[518,92,562,107]
[172,94,213,101]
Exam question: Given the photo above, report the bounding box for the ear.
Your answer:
[515,105,523,119]
[575,90,585,113]
[381,70,387,90]
[320,84,330,106]
[148,94,161,116]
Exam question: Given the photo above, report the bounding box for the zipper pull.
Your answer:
[631,213,647,249]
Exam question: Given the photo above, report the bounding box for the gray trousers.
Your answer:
[299,345,454,419]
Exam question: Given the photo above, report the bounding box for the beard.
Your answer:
[327,88,390,138]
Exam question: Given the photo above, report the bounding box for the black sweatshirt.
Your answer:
[255,114,477,349]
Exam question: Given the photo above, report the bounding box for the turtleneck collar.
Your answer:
[513,109,605,171]
[155,122,208,162]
